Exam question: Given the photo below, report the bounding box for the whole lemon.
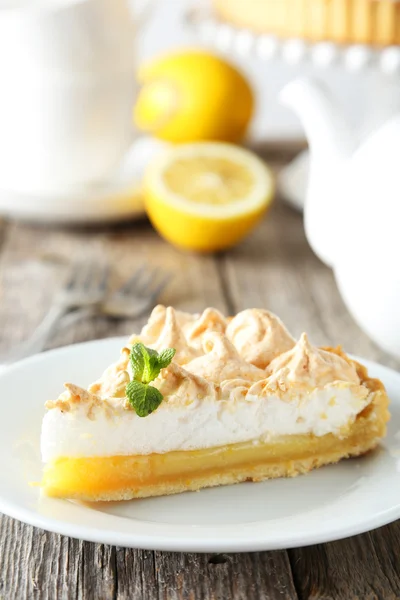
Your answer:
[134,49,254,143]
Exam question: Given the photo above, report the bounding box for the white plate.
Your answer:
[0,337,399,552]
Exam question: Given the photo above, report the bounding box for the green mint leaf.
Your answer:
[127,343,176,416]
[130,342,146,381]
[129,343,176,384]
[126,380,163,417]
[146,351,161,383]
[158,348,176,368]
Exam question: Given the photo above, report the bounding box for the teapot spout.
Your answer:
[280,78,354,165]
[280,78,356,267]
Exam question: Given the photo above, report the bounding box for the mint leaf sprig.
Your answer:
[126,343,176,417]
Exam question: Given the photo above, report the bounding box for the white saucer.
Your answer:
[0,137,170,224]
[0,181,146,224]
[0,337,399,552]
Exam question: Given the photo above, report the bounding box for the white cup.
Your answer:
[0,0,139,193]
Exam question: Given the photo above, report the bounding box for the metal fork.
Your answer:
[62,265,171,325]
[103,265,170,318]
[3,260,109,364]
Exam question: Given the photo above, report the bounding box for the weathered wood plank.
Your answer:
[0,217,7,254]
[0,219,227,354]
[289,528,400,600]
[149,550,298,600]
[367,522,400,598]
[0,522,299,600]
[0,518,118,600]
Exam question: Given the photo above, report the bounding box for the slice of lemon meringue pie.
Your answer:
[41,306,389,501]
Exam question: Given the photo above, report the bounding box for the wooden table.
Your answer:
[0,161,399,599]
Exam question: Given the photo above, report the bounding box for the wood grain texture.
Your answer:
[0,194,399,599]
[0,219,227,354]
[289,526,400,600]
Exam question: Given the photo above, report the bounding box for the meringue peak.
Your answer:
[130,305,198,347]
[266,332,360,389]
[155,362,217,404]
[226,308,295,368]
[187,308,227,347]
[132,306,199,365]
[185,331,265,384]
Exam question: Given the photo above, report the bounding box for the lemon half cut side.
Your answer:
[144,143,275,252]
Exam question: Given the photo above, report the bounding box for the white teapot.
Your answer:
[281,78,400,358]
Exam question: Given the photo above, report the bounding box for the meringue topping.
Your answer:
[146,306,199,365]
[42,306,377,460]
[219,378,253,401]
[45,383,116,420]
[187,308,227,348]
[129,305,199,346]
[184,331,266,384]
[88,347,130,398]
[226,308,295,368]
[265,333,360,391]
[46,307,368,414]
[155,362,217,404]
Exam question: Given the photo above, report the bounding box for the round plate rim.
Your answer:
[0,337,399,552]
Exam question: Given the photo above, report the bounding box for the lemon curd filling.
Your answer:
[42,406,385,501]
[40,306,390,502]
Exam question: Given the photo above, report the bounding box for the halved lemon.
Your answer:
[144,142,274,252]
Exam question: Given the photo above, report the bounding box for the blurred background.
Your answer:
[140,0,397,143]
[0,0,399,365]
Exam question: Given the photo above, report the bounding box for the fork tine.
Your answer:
[84,262,109,293]
[147,274,170,299]
[123,268,170,299]
[64,261,78,289]
[81,260,100,289]
[134,268,162,296]
[97,264,110,294]
[65,260,109,294]
[65,260,88,290]
[117,265,147,295]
